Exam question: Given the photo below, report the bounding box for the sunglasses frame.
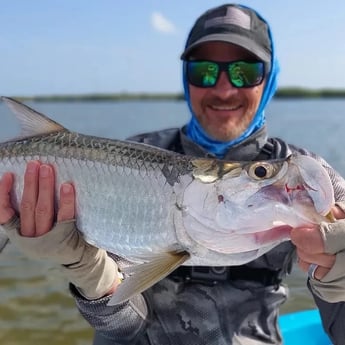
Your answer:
[185,59,266,89]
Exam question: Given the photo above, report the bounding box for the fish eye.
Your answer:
[248,162,275,180]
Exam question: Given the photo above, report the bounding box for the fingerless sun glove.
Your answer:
[1,216,119,300]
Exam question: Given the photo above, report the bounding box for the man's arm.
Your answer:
[71,285,149,342]
[290,174,345,345]
[309,281,345,344]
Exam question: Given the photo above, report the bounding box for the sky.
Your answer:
[1,1,345,96]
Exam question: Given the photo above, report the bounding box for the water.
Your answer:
[0,98,344,344]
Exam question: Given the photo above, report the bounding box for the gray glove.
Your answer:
[1,215,119,300]
[309,201,345,302]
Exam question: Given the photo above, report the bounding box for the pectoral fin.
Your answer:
[108,251,190,305]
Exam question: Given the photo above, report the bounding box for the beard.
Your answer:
[196,95,257,142]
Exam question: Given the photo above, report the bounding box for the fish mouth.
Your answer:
[289,155,334,215]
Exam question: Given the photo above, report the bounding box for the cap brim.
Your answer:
[180,33,271,63]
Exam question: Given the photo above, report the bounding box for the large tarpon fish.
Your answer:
[0,96,335,304]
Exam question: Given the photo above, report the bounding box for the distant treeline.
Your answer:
[275,88,345,98]
[12,88,345,102]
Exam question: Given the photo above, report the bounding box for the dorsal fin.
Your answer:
[1,96,66,139]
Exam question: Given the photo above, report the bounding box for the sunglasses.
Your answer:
[185,60,265,88]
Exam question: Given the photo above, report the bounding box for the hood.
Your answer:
[183,5,280,158]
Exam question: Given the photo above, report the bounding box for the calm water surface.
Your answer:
[0,99,344,344]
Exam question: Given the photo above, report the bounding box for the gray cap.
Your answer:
[181,4,271,69]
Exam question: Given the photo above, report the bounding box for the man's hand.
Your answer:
[291,204,345,302]
[291,205,345,280]
[0,160,75,233]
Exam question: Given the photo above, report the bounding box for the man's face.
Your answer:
[188,42,266,142]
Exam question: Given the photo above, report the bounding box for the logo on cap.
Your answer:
[204,7,251,30]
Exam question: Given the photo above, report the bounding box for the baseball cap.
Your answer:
[181,4,271,70]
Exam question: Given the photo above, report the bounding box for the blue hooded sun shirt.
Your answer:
[183,5,280,158]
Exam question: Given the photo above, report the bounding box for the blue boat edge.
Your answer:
[279,309,332,345]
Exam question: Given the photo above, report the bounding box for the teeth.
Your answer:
[212,105,240,111]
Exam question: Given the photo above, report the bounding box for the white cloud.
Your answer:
[151,12,176,34]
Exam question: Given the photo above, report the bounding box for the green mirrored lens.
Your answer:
[187,60,264,88]
[188,61,219,87]
[228,62,264,87]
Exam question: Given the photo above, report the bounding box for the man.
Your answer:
[1,3,345,345]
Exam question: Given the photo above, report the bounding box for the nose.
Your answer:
[212,71,238,98]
